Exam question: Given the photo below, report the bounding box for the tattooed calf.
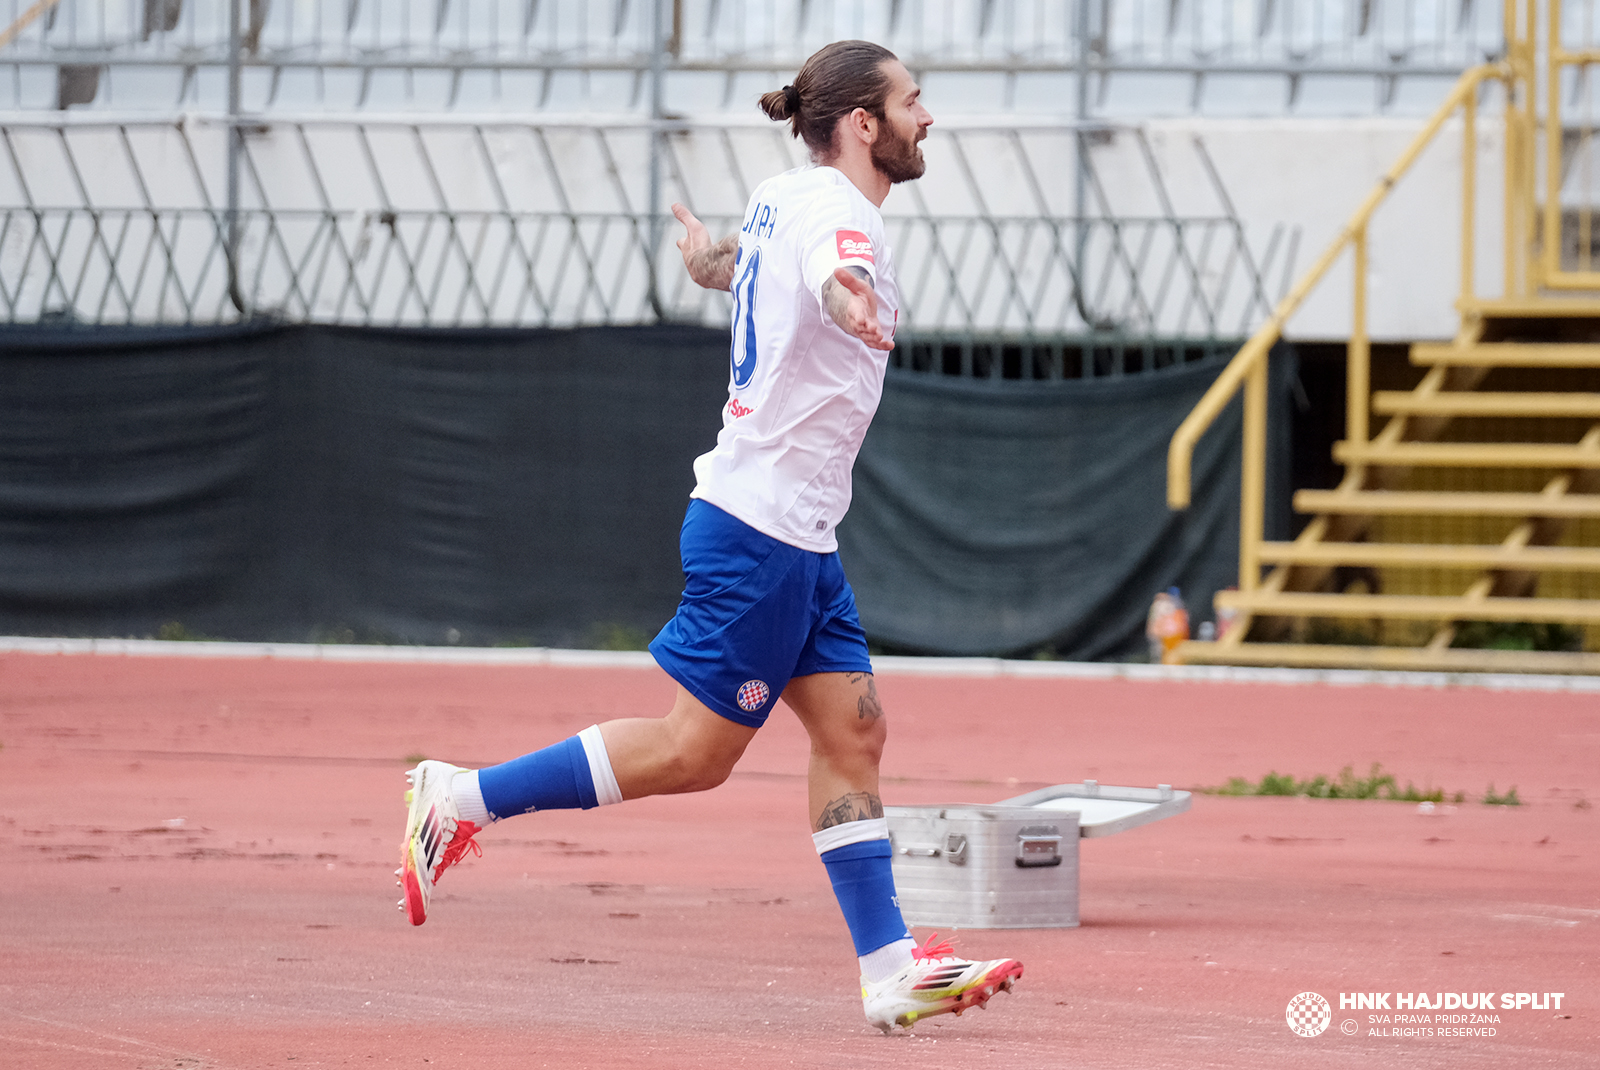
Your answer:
[816,791,885,830]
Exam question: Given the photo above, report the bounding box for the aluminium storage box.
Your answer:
[885,782,1190,929]
[886,804,1080,929]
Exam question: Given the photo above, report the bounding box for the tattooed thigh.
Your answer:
[841,672,884,722]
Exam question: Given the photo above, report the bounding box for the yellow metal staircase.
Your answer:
[1166,1,1600,674]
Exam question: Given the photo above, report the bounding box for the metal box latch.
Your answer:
[895,833,968,865]
[1015,825,1063,867]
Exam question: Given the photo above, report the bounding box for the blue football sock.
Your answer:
[820,839,912,957]
[476,735,597,819]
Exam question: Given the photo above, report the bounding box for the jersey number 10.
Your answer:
[730,247,760,389]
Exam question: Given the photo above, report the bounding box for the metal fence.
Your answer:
[1,0,1516,114]
[5,1,1370,342]
[0,114,1286,338]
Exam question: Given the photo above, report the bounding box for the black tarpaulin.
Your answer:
[836,354,1295,660]
[0,325,1290,658]
[0,323,729,647]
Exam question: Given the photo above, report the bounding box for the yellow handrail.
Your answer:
[1165,63,1506,513]
[1542,0,1600,290]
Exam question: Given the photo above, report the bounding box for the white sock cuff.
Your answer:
[811,817,890,856]
[452,769,492,825]
[577,725,624,807]
[859,937,917,984]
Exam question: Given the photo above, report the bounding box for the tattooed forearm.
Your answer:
[816,791,885,831]
[687,233,739,291]
[856,676,883,722]
[821,265,872,326]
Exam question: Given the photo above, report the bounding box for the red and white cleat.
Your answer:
[398,760,482,926]
[861,933,1023,1033]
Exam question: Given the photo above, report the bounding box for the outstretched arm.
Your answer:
[822,266,893,351]
[672,203,738,292]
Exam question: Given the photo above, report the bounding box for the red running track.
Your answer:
[1,649,1596,1069]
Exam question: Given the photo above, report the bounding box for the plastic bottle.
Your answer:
[1213,586,1240,641]
[1146,587,1189,664]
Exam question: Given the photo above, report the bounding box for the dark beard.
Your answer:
[871,123,925,183]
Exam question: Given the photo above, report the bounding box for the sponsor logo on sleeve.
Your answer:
[835,230,875,264]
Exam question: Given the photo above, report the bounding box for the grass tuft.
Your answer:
[1450,621,1582,652]
[156,621,211,642]
[1208,763,1445,802]
[587,622,653,652]
[1483,784,1522,806]
[1210,764,1521,806]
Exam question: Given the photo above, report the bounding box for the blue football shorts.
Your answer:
[648,499,874,728]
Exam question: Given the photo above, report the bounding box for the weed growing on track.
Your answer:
[1483,784,1522,806]
[1201,762,1518,804]
[1209,763,1446,802]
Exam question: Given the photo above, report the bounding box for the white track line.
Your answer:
[3,635,1599,693]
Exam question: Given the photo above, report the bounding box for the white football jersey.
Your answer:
[690,165,900,552]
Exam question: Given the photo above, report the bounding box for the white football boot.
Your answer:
[862,933,1024,1033]
[397,760,483,925]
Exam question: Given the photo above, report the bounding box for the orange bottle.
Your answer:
[1146,587,1190,664]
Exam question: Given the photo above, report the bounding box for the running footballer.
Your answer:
[398,40,1024,1034]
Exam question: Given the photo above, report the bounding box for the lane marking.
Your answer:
[4,636,1600,693]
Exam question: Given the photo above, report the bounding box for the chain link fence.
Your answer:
[1,114,1287,341]
[17,1,1531,347]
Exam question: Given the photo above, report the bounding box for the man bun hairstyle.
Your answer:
[758,40,898,159]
